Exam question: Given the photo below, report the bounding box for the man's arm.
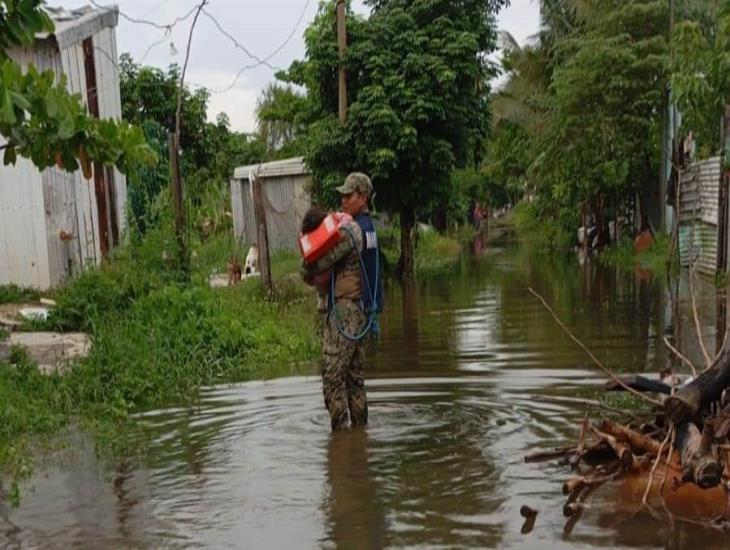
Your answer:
[304,222,363,274]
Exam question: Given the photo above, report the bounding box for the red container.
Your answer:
[299,214,341,263]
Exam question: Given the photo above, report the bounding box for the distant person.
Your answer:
[473,202,484,230]
[301,173,383,430]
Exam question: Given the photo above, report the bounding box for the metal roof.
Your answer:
[233,157,309,180]
[39,5,119,50]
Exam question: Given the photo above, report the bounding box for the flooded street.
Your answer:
[3,243,729,549]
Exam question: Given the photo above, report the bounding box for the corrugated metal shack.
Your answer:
[0,5,126,289]
[231,157,311,252]
[677,157,726,275]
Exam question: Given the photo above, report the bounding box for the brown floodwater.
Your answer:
[2,242,729,549]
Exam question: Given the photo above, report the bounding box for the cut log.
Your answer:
[675,422,723,489]
[520,505,538,534]
[599,420,662,455]
[664,349,730,424]
[590,426,634,470]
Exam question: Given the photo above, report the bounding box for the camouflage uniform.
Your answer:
[303,173,377,430]
[322,300,368,430]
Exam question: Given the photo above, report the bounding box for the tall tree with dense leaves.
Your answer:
[284,0,507,282]
[671,0,730,156]
[545,0,668,241]
[255,82,306,159]
[119,54,210,173]
[0,0,154,175]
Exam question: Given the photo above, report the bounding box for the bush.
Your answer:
[513,201,573,251]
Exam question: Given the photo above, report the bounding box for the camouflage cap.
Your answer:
[336,172,373,196]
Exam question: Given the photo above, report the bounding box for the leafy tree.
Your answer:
[285,0,507,281]
[255,82,306,159]
[671,0,730,156]
[0,0,154,175]
[119,54,209,172]
[119,55,265,227]
[544,0,668,241]
[490,1,669,244]
[482,119,531,207]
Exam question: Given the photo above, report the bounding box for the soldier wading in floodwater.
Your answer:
[301,173,383,430]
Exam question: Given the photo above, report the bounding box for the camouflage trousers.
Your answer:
[322,300,368,430]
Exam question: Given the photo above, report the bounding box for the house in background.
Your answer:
[0,5,126,289]
[231,157,312,252]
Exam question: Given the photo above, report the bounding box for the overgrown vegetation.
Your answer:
[598,234,671,274]
[0,213,321,495]
[380,225,465,277]
[489,0,729,252]
[513,202,573,251]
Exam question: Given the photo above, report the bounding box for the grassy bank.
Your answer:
[380,225,466,277]
[0,224,321,500]
[597,234,671,275]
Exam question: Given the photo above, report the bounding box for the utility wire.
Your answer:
[176,0,208,136]
[138,28,171,64]
[201,8,279,72]
[203,0,312,94]
[88,0,198,31]
[87,0,313,95]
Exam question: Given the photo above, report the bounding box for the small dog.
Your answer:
[228,257,242,285]
[244,244,260,278]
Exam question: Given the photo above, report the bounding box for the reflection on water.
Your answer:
[2,245,729,549]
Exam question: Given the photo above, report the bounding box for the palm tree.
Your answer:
[254,83,305,157]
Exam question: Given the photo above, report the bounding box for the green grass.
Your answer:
[0,284,42,305]
[379,225,464,277]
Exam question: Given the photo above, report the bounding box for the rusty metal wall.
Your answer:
[231,174,311,252]
[0,25,124,288]
[678,157,724,275]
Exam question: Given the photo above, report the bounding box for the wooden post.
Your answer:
[168,131,188,276]
[251,171,273,294]
[336,0,347,122]
[722,103,730,158]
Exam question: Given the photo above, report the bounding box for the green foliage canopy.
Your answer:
[284,0,507,217]
[671,1,730,155]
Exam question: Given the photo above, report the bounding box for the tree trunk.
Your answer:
[675,422,723,489]
[396,205,416,285]
[664,349,730,424]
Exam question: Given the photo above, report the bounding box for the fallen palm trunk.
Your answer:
[664,349,730,424]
